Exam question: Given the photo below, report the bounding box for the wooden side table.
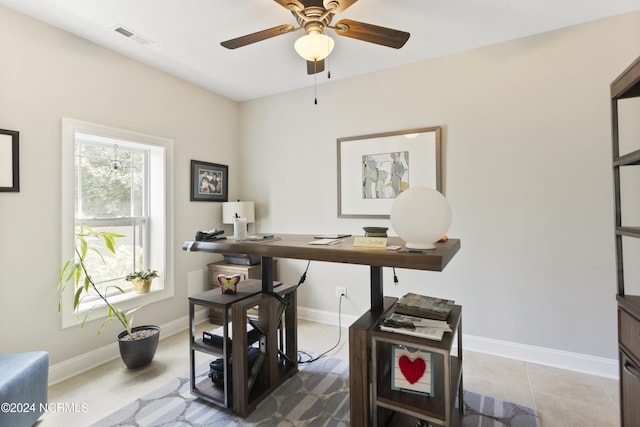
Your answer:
[188,279,297,415]
[370,305,463,426]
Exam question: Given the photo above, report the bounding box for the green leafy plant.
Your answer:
[125,269,159,281]
[58,226,141,337]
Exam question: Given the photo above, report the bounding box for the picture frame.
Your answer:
[337,126,442,218]
[190,160,228,202]
[0,129,19,192]
[391,345,434,397]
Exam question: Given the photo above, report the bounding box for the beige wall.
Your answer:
[2,1,639,377]
[0,5,238,365]
[239,11,640,367]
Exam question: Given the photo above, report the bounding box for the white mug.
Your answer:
[232,217,247,240]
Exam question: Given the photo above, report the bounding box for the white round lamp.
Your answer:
[390,187,452,250]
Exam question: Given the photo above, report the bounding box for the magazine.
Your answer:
[380,313,452,341]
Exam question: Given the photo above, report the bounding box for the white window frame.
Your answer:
[60,117,174,329]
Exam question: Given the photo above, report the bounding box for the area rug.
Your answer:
[91,356,540,426]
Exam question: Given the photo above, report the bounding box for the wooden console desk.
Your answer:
[183,234,460,424]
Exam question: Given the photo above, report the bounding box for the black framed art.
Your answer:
[0,129,19,192]
[190,160,228,202]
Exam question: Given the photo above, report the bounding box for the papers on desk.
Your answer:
[308,238,342,245]
[313,234,352,239]
[380,313,452,341]
[241,235,280,242]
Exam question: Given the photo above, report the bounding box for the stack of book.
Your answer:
[393,292,454,320]
[379,293,455,341]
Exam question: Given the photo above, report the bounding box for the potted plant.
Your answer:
[58,226,160,369]
[126,269,159,294]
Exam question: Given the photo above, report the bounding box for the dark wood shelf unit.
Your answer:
[611,55,640,99]
[188,280,298,416]
[616,227,640,238]
[612,53,640,427]
[614,149,640,167]
[370,305,464,426]
[618,295,640,320]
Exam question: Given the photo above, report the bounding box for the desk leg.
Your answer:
[370,266,383,314]
[261,256,274,293]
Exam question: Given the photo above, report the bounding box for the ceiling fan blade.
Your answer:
[323,0,358,13]
[221,24,295,49]
[307,59,325,75]
[334,19,410,49]
[273,0,306,10]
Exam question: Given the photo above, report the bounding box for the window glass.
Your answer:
[76,140,146,218]
[60,118,174,328]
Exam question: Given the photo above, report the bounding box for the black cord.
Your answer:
[275,260,313,365]
[298,293,344,364]
[267,259,309,309]
[297,260,311,288]
[393,267,399,285]
[276,259,345,364]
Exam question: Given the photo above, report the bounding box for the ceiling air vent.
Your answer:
[110,25,153,46]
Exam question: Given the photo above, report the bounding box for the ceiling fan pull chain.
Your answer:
[326,36,331,79]
[314,59,318,104]
[314,78,318,105]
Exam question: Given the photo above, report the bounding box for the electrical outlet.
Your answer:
[335,286,347,298]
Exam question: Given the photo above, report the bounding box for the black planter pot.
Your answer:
[117,325,160,369]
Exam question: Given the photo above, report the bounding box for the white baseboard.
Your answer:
[50,306,619,385]
[297,305,360,328]
[462,334,619,379]
[297,306,619,380]
[48,308,209,385]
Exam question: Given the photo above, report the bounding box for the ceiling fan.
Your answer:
[220,0,410,75]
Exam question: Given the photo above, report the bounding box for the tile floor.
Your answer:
[38,319,620,426]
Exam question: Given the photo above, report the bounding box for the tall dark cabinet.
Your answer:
[611,54,640,427]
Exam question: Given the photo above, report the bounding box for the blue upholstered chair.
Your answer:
[0,352,49,427]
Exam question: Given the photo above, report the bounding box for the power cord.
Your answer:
[297,293,345,364]
[393,267,399,285]
[274,260,344,364]
[297,260,311,288]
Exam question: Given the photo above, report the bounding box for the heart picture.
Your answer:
[398,355,426,384]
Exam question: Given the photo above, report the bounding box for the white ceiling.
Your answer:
[2,0,640,101]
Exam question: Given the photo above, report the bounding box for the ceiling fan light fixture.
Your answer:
[294,33,335,61]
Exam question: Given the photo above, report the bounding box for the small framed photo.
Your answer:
[190,160,228,202]
[0,129,19,192]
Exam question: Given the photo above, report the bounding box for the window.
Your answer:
[61,118,174,328]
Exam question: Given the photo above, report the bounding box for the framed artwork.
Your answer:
[0,129,19,192]
[190,160,228,202]
[391,345,434,397]
[337,126,441,218]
